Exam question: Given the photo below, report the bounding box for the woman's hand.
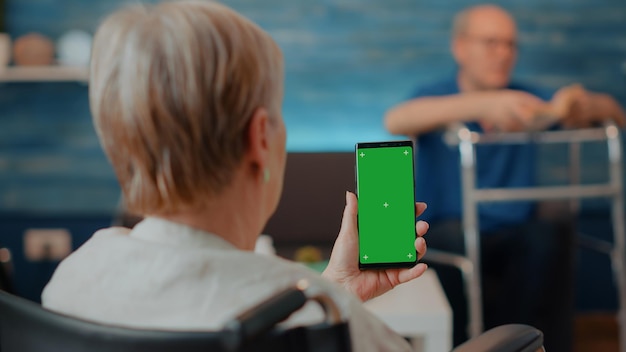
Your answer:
[322,191,429,301]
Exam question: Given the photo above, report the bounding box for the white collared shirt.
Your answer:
[42,217,412,351]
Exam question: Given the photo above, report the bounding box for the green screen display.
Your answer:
[356,142,416,267]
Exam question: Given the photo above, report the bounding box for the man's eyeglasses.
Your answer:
[463,36,518,51]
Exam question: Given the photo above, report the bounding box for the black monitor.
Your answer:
[263,152,354,253]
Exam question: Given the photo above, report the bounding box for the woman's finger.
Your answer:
[415,202,427,217]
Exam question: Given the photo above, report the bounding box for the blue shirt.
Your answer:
[412,76,554,231]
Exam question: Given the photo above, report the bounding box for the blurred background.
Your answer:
[0,0,624,347]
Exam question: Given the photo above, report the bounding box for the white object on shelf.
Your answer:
[57,30,92,67]
[0,65,88,82]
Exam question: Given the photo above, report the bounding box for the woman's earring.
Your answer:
[264,168,271,183]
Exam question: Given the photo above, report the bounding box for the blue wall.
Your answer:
[0,0,624,213]
[0,0,625,307]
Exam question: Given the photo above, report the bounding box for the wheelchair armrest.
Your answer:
[221,280,344,350]
[222,285,307,346]
[452,324,543,352]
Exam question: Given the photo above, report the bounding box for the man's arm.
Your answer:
[385,93,487,136]
[384,90,548,136]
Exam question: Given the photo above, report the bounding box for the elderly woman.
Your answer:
[41,1,429,350]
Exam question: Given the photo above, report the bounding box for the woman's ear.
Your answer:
[245,107,270,176]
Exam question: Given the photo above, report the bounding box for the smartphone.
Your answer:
[355,140,417,269]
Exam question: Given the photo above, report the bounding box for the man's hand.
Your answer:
[593,93,626,127]
[478,90,549,132]
[322,191,429,302]
[549,84,626,128]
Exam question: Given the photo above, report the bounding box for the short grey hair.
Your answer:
[90,0,284,215]
[452,7,472,38]
[452,4,511,39]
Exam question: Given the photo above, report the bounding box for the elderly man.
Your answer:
[385,4,625,351]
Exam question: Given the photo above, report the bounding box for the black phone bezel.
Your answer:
[355,140,418,270]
